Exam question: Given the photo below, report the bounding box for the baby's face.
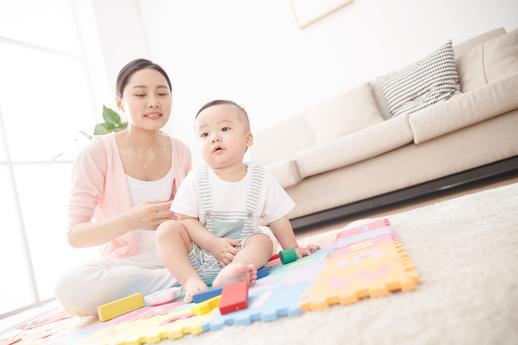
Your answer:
[195,104,252,170]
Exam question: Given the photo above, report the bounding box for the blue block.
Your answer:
[192,287,223,304]
[257,266,270,279]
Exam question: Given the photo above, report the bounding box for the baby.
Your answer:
[156,100,319,302]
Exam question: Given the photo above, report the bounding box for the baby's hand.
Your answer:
[294,244,320,258]
[305,244,320,254]
[209,238,240,266]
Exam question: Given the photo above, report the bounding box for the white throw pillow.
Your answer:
[304,83,384,144]
[377,41,461,118]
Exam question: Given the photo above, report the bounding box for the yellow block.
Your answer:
[191,295,221,315]
[97,292,145,322]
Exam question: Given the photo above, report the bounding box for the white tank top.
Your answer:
[125,168,175,267]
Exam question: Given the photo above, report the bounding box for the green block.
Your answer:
[279,248,297,264]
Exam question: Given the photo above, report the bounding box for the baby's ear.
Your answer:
[246,131,254,147]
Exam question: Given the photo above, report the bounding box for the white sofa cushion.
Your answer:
[249,114,315,167]
[377,41,461,118]
[457,28,518,92]
[304,83,384,144]
[409,73,518,144]
[295,114,413,179]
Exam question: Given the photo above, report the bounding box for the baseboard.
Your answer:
[291,155,518,230]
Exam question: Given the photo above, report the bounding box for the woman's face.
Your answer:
[117,68,172,131]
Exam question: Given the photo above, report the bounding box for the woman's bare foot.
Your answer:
[212,262,257,288]
[183,276,208,303]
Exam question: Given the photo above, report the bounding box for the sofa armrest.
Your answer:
[409,73,518,144]
[266,160,302,189]
[295,115,413,179]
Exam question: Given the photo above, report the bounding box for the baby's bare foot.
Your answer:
[183,276,208,303]
[212,263,257,288]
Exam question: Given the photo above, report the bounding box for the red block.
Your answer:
[269,253,280,260]
[219,281,249,315]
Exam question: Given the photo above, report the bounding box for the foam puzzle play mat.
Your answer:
[2,218,420,345]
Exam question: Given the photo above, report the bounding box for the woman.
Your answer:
[55,59,191,316]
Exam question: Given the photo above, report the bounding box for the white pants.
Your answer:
[54,258,177,316]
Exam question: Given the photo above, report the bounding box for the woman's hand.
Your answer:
[209,238,240,266]
[123,200,174,231]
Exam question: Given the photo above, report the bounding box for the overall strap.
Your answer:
[241,165,265,238]
[197,166,213,228]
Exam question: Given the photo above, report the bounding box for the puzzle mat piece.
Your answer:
[301,219,420,311]
[45,301,190,344]
[78,306,209,345]
[1,315,83,345]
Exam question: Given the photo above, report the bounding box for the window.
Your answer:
[0,0,98,317]
[0,166,34,315]
[0,0,81,55]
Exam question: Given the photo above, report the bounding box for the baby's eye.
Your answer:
[200,132,208,138]
[221,127,231,131]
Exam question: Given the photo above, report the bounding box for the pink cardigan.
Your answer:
[68,132,191,258]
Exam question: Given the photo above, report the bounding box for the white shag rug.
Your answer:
[163,182,518,345]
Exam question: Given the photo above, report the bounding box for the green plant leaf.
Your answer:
[115,121,128,129]
[102,106,121,125]
[94,123,110,135]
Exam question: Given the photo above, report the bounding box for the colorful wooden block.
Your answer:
[219,281,249,315]
[257,266,270,279]
[191,295,222,315]
[192,287,223,304]
[97,293,145,322]
[280,248,297,264]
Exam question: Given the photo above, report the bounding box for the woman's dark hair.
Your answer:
[115,58,172,97]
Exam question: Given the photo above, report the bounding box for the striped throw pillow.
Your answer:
[378,41,461,118]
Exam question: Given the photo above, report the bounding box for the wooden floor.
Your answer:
[295,175,518,240]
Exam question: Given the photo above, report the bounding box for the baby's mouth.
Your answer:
[212,146,224,153]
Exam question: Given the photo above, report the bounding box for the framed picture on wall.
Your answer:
[290,0,353,29]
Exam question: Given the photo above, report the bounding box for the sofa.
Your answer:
[249,27,518,229]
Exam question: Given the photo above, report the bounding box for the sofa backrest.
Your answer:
[453,28,505,58]
[249,83,384,166]
[456,28,518,92]
[250,114,316,167]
